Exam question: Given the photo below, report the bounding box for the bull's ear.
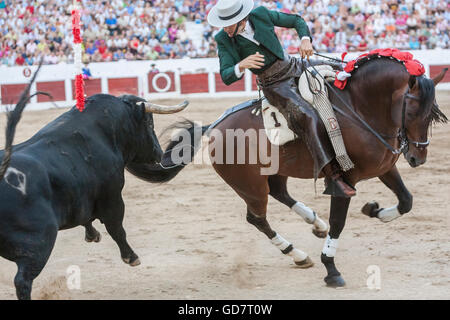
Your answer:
[408,75,416,89]
[432,68,448,86]
[133,101,147,121]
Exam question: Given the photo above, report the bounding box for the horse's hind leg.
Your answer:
[268,175,328,238]
[241,185,314,268]
[361,165,412,223]
[84,222,102,243]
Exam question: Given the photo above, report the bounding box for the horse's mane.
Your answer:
[417,76,448,124]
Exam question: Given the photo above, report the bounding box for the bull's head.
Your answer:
[132,99,189,164]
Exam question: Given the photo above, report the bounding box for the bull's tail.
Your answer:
[0,62,50,181]
[126,120,210,183]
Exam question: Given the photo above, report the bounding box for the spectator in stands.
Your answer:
[0,0,448,66]
[82,63,92,80]
[150,63,159,74]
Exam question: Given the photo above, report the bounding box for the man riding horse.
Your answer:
[207,0,356,198]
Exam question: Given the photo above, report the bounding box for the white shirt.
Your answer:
[233,21,310,78]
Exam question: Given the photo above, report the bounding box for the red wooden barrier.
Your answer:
[0,83,28,105]
[430,65,450,83]
[108,77,138,96]
[72,78,102,99]
[180,73,209,94]
[252,73,258,91]
[148,72,175,93]
[215,73,245,92]
[36,81,65,102]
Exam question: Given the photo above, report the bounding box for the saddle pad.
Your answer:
[208,99,260,132]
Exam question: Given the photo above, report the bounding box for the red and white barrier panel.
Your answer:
[1,61,449,111]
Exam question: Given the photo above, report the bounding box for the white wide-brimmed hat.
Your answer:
[207,0,254,28]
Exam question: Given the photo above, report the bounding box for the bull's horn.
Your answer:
[138,100,189,114]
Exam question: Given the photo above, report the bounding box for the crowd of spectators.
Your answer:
[0,0,448,67]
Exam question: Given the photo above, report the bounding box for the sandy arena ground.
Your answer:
[0,92,449,300]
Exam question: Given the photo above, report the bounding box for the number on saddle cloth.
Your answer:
[261,99,296,146]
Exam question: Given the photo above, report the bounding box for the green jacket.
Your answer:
[215,6,311,85]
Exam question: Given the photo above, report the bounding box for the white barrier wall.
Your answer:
[0,49,449,111]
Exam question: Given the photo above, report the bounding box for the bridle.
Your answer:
[398,89,430,154]
[305,62,432,155]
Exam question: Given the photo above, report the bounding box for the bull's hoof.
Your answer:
[295,256,314,269]
[85,232,102,243]
[324,274,346,288]
[130,258,141,267]
[361,201,380,218]
[122,254,141,267]
[312,227,328,239]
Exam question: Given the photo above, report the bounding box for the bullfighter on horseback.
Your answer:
[208,0,356,198]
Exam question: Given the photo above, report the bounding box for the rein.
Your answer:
[305,62,429,155]
[313,52,345,63]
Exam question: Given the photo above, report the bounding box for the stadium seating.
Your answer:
[0,0,448,66]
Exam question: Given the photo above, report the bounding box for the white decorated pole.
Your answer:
[72,0,85,112]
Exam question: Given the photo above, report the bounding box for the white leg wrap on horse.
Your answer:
[313,216,328,231]
[377,206,401,223]
[322,235,339,258]
[291,202,316,224]
[288,248,308,262]
[271,233,291,252]
[271,234,307,261]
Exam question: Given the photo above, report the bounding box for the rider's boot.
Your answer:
[322,161,356,198]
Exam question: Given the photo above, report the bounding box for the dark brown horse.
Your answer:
[128,57,448,287]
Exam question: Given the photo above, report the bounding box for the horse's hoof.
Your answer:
[295,256,314,269]
[324,274,346,288]
[312,227,328,239]
[361,201,380,218]
[85,232,101,243]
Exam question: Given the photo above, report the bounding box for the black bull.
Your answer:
[0,72,187,299]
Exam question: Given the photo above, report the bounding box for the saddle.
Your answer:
[261,65,336,146]
[261,65,354,171]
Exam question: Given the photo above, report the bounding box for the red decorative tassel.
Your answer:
[344,60,356,73]
[72,28,82,43]
[337,48,425,90]
[71,10,80,26]
[405,59,425,76]
[75,74,85,112]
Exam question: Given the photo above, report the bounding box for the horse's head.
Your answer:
[402,68,448,167]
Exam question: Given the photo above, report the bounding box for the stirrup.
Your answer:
[323,176,356,198]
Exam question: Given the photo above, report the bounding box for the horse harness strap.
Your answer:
[401,90,430,151]
[306,63,429,155]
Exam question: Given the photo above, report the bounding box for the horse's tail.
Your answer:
[126,120,210,183]
[0,61,49,181]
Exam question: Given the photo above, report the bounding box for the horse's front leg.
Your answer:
[361,165,413,223]
[321,196,350,287]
